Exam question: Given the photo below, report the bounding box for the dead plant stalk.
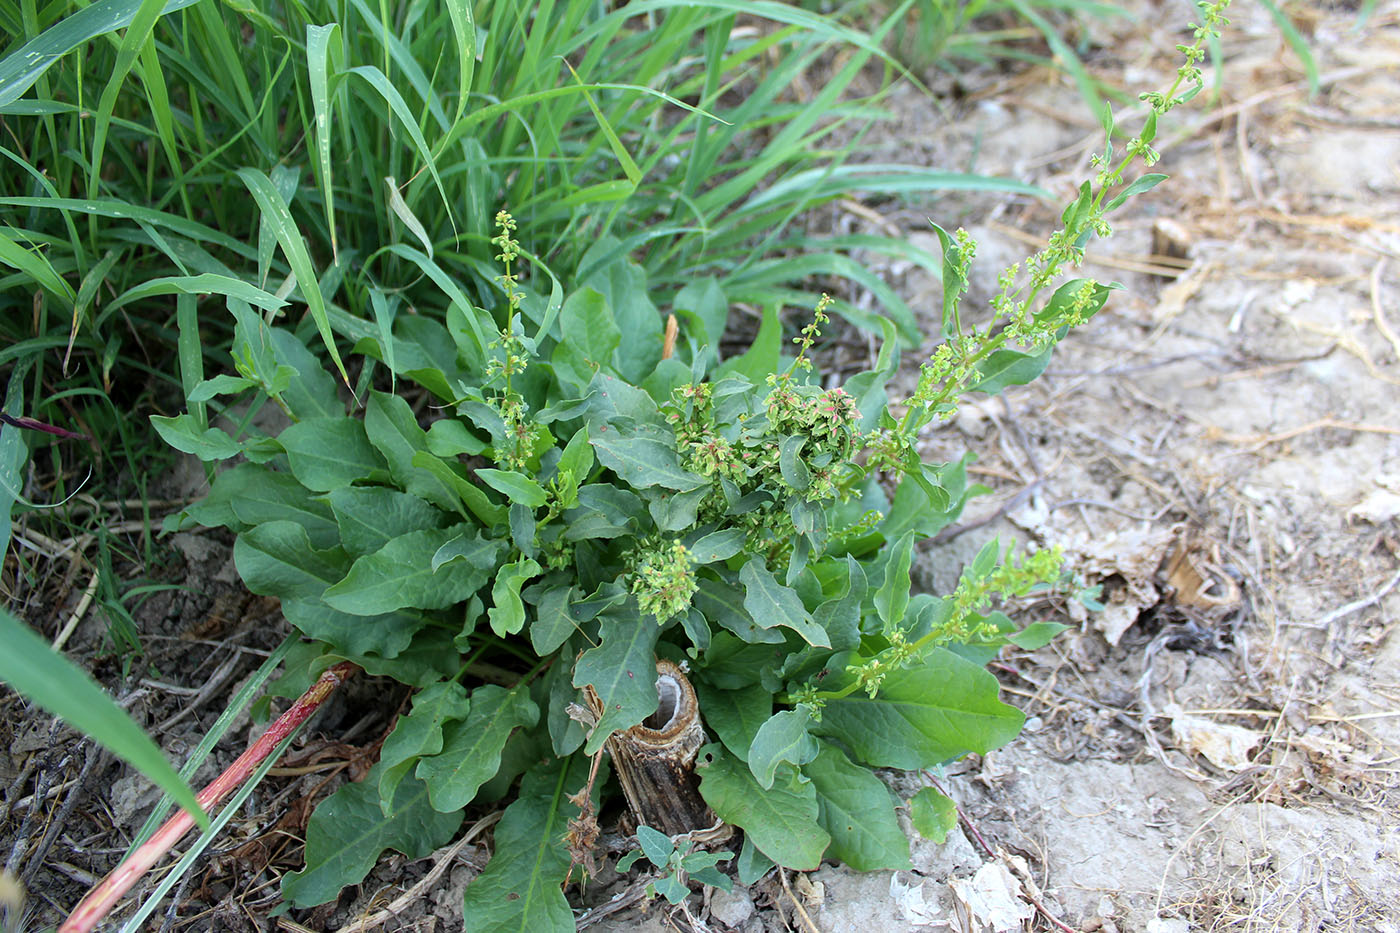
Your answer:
[60,662,359,933]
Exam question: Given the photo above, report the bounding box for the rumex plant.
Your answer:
[0,0,1231,926]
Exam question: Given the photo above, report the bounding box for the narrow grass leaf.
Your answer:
[0,608,208,829]
[306,23,342,255]
[0,0,201,109]
[236,167,349,386]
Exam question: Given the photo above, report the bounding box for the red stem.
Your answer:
[61,662,358,933]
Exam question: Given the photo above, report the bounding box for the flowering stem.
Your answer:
[60,662,358,933]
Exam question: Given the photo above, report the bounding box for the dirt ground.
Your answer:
[4,1,1399,931]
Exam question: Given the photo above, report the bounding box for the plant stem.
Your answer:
[60,662,358,933]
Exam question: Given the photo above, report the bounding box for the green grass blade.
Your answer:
[0,607,209,830]
[0,225,75,304]
[306,23,342,257]
[0,368,27,565]
[0,196,258,259]
[236,166,350,387]
[0,0,201,108]
[1256,0,1319,96]
[444,0,476,123]
[107,273,286,315]
[86,0,171,204]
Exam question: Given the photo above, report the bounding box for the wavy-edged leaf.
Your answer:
[461,756,589,933]
[324,526,498,615]
[377,681,471,813]
[326,486,447,557]
[281,418,386,491]
[487,558,542,637]
[150,414,241,462]
[477,469,548,508]
[747,708,817,789]
[573,606,660,754]
[815,649,1025,770]
[874,531,914,629]
[740,558,829,648]
[805,743,911,871]
[697,745,828,870]
[418,685,539,812]
[281,767,462,907]
[281,600,424,660]
[234,521,349,601]
[814,555,865,651]
[590,433,707,491]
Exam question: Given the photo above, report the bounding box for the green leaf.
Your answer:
[0,608,208,831]
[908,786,958,844]
[689,528,746,565]
[326,486,447,557]
[281,767,463,907]
[695,577,782,645]
[694,682,771,763]
[281,600,424,660]
[281,418,386,492]
[0,0,202,109]
[432,531,503,573]
[236,168,348,387]
[365,391,469,515]
[969,344,1054,396]
[814,556,865,652]
[697,746,829,870]
[778,436,810,491]
[1007,621,1069,650]
[591,433,707,491]
[150,414,241,461]
[323,527,499,615]
[530,586,578,656]
[737,834,776,885]
[636,824,674,868]
[477,469,549,508]
[226,469,340,549]
[462,756,589,933]
[740,559,830,648]
[377,681,471,813]
[187,373,255,402]
[648,485,710,533]
[234,521,349,601]
[805,743,911,871]
[874,531,915,629]
[559,287,621,367]
[0,372,27,564]
[557,427,594,483]
[427,419,488,458]
[716,303,781,384]
[573,607,660,754]
[488,558,543,637]
[748,708,818,790]
[815,649,1025,770]
[1105,173,1170,212]
[418,685,540,812]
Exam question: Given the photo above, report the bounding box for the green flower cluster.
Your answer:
[630,541,698,623]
